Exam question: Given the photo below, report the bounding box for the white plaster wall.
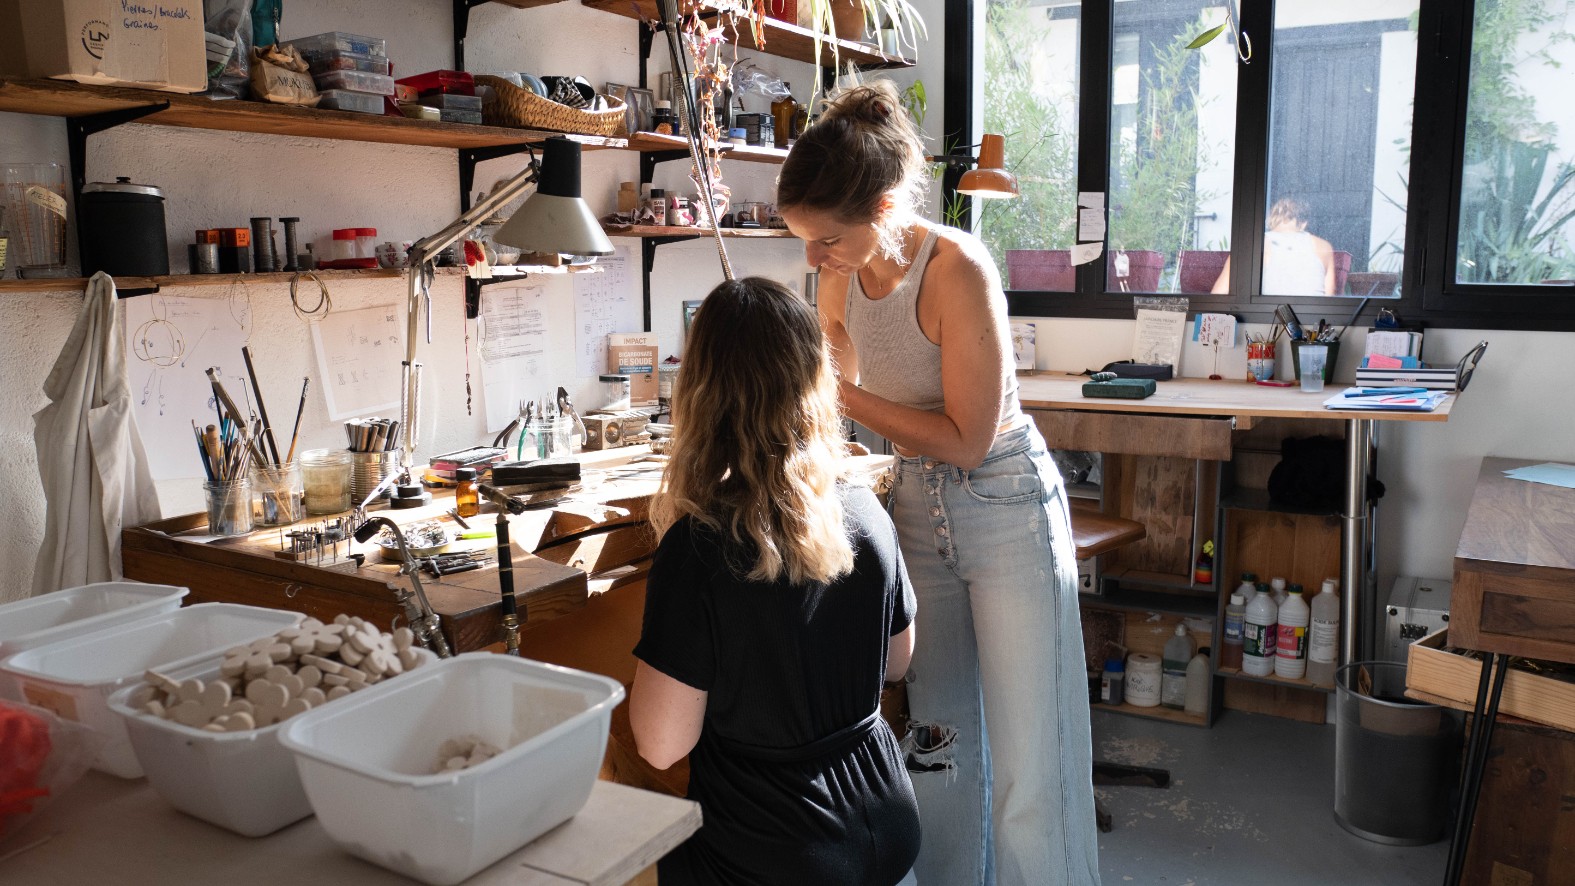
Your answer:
[0,0,854,600]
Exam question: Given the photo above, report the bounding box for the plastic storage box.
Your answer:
[313,70,395,96]
[299,49,391,76]
[0,603,303,778]
[107,646,436,837]
[0,582,188,699]
[440,109,483,125]
[421,92,483,112]
[279,654,624,886]
[317,89,385,115]
[396,70,476,96]
[285,31,387,59]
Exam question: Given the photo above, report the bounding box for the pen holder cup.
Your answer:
[251,462,305,527]
[1246,341,1277,382]
[350,451,397,505]
[1292,340,1339,383]
[205,479,255,537]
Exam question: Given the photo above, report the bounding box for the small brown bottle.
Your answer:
[617,181,639,214]
[454,467,480,518]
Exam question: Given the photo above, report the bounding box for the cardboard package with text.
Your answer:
[608,333,658,407]
[0,0,207,93]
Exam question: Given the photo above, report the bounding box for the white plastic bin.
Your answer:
[0,603,302,778]
[106,646,436,837]
[279,653,624,886]
[0,582,188,700]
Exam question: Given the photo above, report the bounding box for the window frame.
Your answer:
[950,0,1575,331]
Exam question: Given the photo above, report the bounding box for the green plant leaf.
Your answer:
[1186,24,1227,50]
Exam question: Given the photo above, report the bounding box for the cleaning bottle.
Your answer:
[1100,654,1125,706]
[1270,576,1288,608]
[1243,582,1278,677]
[1161,624,1193,709]
[1307,578,1342,686]
[1275,584,1310,679]
[1221,592,1247,670]
[1184,647,1210,716]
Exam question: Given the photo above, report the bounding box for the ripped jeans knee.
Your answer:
[901,719,960,782]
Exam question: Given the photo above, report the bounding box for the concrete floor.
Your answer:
[1092,707,1450,885]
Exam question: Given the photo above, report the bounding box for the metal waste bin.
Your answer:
[1335,661,1463,845]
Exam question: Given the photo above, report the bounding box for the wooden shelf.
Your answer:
[1085,585,1217,619]
[1101,566,1214,595]
[606,131,790,164]
[1216,664,1335,695]
[603,224,797,239]
[0,79,626,151]
[1091,701,1210,728]
[579,0,913,69]
[0,264,596,294]
[1220,486,1341,517]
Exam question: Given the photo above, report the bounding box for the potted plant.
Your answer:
[797,0,927,94]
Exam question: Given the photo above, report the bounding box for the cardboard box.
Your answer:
[608,333,658,407]
[1405,628,1575,732]
[0,0,207,93]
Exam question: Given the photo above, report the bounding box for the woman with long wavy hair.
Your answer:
[630,276,920,886]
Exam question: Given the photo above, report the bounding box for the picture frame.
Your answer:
[607,83,655,135]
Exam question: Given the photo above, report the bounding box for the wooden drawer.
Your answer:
[1028,409,1233,461]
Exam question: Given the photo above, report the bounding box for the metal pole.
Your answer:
[1341,418,1373,665]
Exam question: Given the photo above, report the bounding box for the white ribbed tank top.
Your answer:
[844,229,1021,424]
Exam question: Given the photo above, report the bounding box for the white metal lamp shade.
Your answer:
[494,138,614,256]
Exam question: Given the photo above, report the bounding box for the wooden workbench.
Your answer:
[0,771,699,886]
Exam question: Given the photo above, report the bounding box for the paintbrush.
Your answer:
[241,346,281,465]
[284,377,309,464]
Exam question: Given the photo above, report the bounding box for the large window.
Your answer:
[962,0,1575,329]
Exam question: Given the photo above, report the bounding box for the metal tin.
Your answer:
[193,241,220,274]
[79,176,169,277]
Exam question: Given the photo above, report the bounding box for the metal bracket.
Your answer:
[65,101,168,276]
[458,143,538,213]
[465,271,534,317]
[452,0,492,70]
[639,24,656,89]
[641,235,696,330]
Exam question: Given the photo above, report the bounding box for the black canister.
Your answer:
[80,177,170,277]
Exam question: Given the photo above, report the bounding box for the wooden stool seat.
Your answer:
[1069,500,1147,560]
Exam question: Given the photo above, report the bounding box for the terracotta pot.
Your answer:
[829,0,868,42]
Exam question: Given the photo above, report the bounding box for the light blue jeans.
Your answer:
[890,421,1100,886]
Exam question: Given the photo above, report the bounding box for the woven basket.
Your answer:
[476,75,626,137]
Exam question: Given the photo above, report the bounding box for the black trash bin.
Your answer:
[1334,660,1464,845]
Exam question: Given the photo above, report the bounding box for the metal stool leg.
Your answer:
[1442,652,1509,886]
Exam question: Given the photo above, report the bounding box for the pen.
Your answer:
[1344,387,1426,397]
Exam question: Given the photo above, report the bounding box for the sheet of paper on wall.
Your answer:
[573,245,639,377]
[1192,312,1237,348]
[479,282,550,432]
[1077,207,1106,242]
[1365,329,1421,359]
[124,293,255,480]
[309,304,404,421]
[1132,307,1187,368]
[1071,242,1103,266]
[1077,192,1105,210]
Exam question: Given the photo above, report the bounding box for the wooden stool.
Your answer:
[1068,500,1172,832]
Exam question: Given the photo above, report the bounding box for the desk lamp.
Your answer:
[955,134,1019,199]
[398,137,613,477]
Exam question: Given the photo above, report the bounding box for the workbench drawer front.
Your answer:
[1029,410,1233,461]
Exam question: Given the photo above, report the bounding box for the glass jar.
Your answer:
[252,461,305,526]
[599,374,632,411]
[205,478,254,537]
[454,467,480,517]
[301,448,354,514]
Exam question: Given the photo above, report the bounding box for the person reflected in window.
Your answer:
[629,277,921,886]
[1212,197,1337,295]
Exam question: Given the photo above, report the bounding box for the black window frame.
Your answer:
[948,0,1575,331]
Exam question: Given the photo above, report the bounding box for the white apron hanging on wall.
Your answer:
[32,272,163,595]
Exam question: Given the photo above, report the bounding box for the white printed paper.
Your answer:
[1010,322,1036,371]
[1193,312,1238,348]
[1365,330,1416,358]
[573,246,640,376]
[479,283,550,432]
[1071,242,1103,266]
[1078,207,1106,241]
[1133,308,1187,368]
[310,304,404,421]
[1077,192,1104,210]
[125,291,256,480]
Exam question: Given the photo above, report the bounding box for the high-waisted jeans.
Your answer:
[889,421,1100,885]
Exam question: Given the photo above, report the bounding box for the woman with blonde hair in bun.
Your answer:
[777,81,1100,885]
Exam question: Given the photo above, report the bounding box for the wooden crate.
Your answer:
[1405,629,1575,733]
[1461,721,1575,885]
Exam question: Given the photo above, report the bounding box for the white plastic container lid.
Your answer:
[0,581,188,660]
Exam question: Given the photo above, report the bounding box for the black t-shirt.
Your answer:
[634,484,919,886]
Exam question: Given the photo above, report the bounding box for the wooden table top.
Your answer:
[1017,373,1455,423]
[0,772,700,886]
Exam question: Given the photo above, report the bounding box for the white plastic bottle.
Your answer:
[1275,584,1311,679]
[1161,624,1193,709]
[1235,572,1258,601]
[1222,591,1248,670]
[1270,576,1288,608]
[1307,578,1342,686]
[1184,648,1210,716]
[1243,583,1278,677]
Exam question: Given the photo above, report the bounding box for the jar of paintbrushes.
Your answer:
[252,461,305,526]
